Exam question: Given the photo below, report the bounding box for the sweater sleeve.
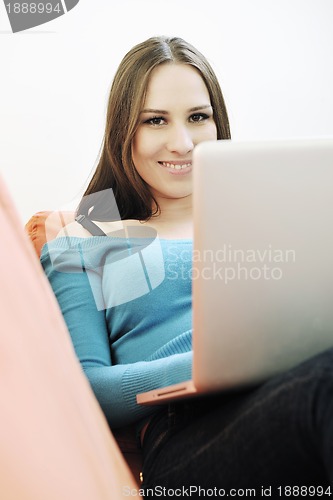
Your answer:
[41,242,192,428]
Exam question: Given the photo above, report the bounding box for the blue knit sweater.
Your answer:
[41,232,193,428]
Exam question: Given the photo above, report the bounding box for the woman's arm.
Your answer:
[41,241,192,428]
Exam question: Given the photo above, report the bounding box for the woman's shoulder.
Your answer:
[56,218,192,241]
[42,220,119,264]
[56,219,125,239]
[56,221,92,238]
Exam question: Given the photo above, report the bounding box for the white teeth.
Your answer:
[161,162,191,169]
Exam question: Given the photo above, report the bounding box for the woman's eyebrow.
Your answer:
[188,104,212,112]
[141,104,212,114]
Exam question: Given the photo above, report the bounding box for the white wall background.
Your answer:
[1,0,333,223]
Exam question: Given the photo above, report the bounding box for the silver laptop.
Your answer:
[137,138,333,405]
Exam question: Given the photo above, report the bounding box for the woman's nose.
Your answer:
[165,125,194,155]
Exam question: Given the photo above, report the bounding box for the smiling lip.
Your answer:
[158,161,192,175]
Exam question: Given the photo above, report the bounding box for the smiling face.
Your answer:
[132,63,217,205]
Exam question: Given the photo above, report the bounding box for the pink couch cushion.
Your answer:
[1,178,138,498]
[25,208,143,481]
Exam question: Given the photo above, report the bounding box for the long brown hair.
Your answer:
[77,36,231,221]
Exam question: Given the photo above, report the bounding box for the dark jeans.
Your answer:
[141,348,333,498]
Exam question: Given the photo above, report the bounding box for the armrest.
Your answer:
[25,210,75,257]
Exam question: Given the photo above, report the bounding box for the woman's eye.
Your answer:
[189,113,210,123]
[145,116,165,126]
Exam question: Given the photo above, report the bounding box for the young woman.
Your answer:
[41,36,333,494]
